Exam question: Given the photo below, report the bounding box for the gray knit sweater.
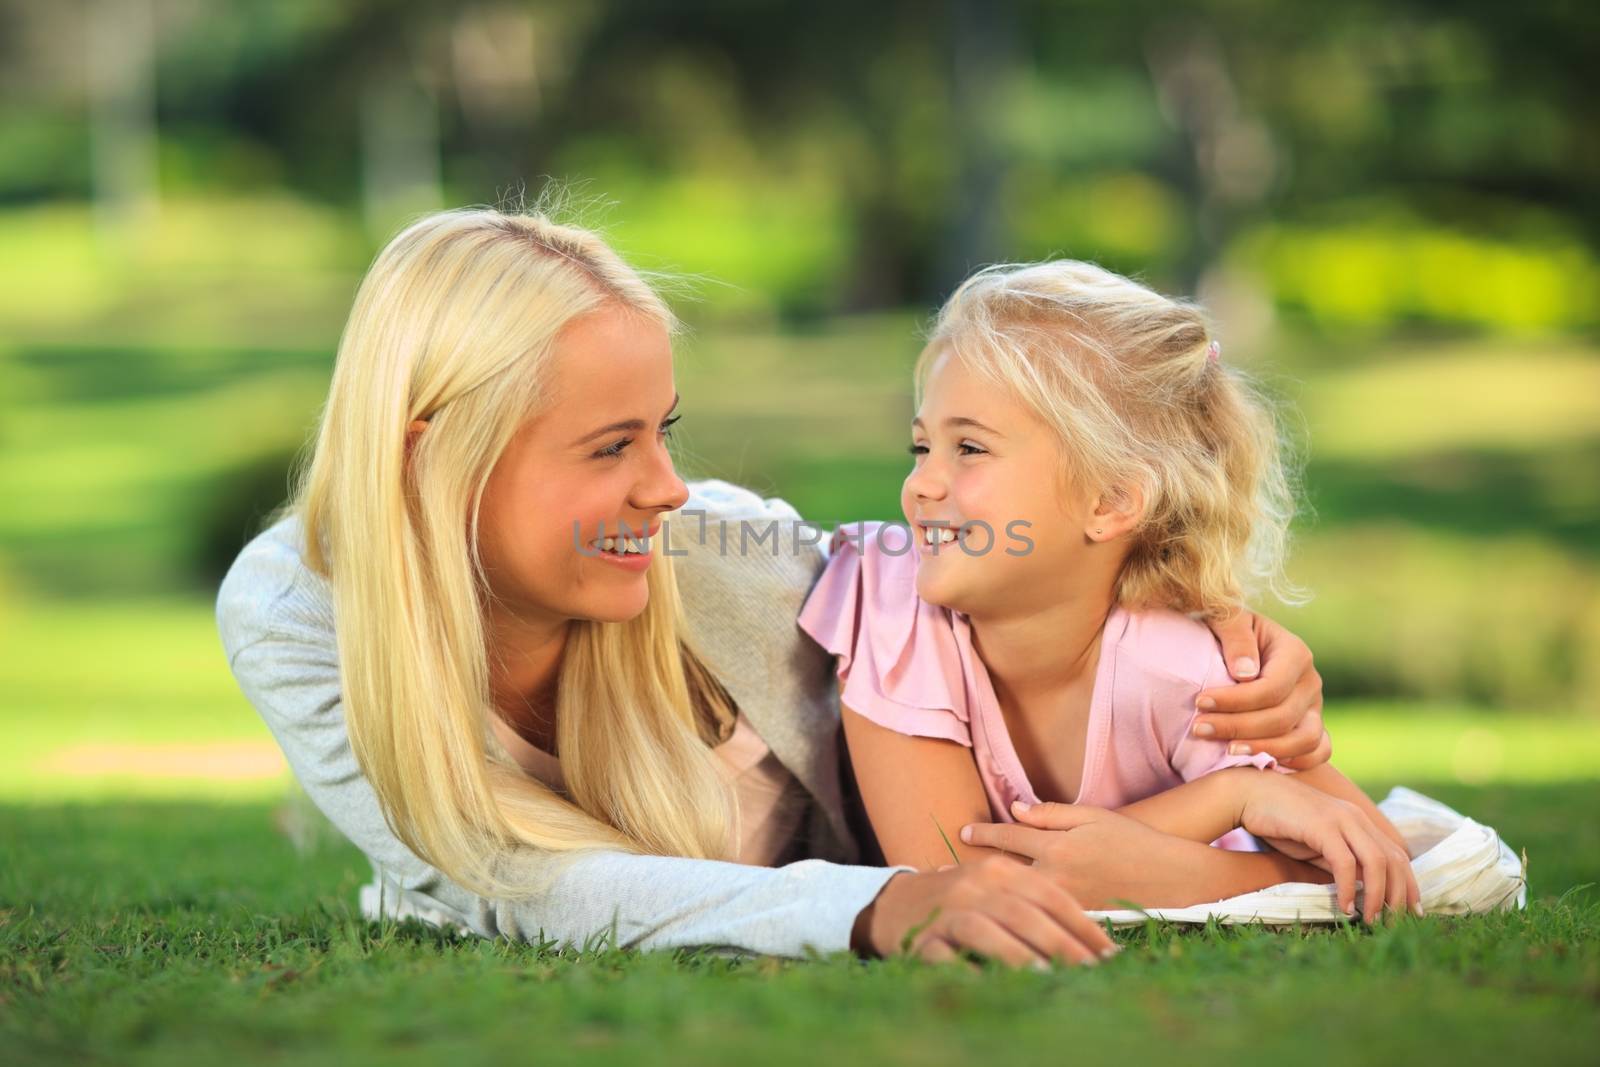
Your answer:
[215,479,903,957]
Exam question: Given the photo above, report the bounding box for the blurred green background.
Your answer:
[2,0,1597,804]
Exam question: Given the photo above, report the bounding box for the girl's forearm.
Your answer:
[1166,840,1331,906]
[1114,769,1257,843]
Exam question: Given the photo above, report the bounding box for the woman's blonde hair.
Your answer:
[284,207,735,897]
[917,259,1301,622]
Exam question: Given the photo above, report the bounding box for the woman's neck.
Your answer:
[485,603,571,753]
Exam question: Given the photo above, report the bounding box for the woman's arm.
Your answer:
[1200,612,1331,770]
[224,625,904,957]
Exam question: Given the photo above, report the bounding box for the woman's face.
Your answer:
[473,305,689,628]
[901,349,1098,619]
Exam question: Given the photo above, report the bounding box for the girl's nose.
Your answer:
[904,458,948,502]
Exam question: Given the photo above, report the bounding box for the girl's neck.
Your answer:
[485,604,571,752]
[968,584,1117,702]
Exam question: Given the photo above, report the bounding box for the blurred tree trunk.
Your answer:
[939,0,1014,294]
[87,0,158,241]
[360,63,442,237]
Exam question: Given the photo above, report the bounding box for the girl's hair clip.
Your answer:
[1206,340,1221,364]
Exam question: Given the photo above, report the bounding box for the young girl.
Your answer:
[800,260,1420,924]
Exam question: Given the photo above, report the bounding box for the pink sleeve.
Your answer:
[1168,643,1286,783]
[797,523,972,747]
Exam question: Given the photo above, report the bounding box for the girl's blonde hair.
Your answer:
[284,207,735,897]
[917,260,1301,622]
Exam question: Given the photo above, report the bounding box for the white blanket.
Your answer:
[1087,786,1528,926]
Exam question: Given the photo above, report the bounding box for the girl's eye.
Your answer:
[908,443,929,456]
[958,440,988,456]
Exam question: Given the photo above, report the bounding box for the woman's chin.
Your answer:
[575,586,651,625]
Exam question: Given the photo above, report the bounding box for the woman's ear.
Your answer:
[1086,482,1144,542]
[405,418,429,458]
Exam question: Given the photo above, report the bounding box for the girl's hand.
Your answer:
[1236,773,1421,923]
[853,860,1118,968]
[959,802,1219,910]
[1200,612,1331,770]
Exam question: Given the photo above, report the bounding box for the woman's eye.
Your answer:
[660,414,682,438]
[594,438,632,459]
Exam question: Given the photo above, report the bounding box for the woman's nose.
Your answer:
[634,436,690,514]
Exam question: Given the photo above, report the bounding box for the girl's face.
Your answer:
[473,305,689,628]
[901,349,1102,619]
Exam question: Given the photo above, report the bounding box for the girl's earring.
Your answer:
[1094,529,1103,537]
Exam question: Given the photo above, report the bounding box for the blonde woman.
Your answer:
[216,209,1329,969]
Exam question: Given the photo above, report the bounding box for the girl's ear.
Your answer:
[1087,482,1144,542]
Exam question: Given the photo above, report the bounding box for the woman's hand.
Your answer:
[852,860,1118,968]
[1235,773,1421,923]
[1200,612,1331,770]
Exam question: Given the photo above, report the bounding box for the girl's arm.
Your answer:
[1113,763,1409,856]
[1288,764,1409,853]
[844,706,1327,907]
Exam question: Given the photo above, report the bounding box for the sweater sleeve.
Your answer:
[217,555,900,959]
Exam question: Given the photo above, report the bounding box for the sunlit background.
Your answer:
[3,0,1597,811]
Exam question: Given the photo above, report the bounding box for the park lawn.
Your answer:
[4,595,1600,1066]
[2,779,1597,1067]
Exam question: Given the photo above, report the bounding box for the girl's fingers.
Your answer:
[960,821,1052,861]
[1320,836,1359,917]
[1342,821,1388,924]
[1386,850,1410,919]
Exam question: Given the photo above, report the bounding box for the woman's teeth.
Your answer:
[594,536,650,554]
[922,525,959,545]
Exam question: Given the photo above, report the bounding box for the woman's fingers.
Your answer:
[911,935,960,964]
[986,893,1101,967]
[1012,873,1117,960]
[942,912,1047,969]
[1243,708,1325,763]
[1191,701,1300,744]
[1195,667,1322,743]
[1207,611,1262,681]
[1197,621,1310,713]
[1277,727,1334,772]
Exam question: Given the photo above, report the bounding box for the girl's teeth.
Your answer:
[922,526,959,545]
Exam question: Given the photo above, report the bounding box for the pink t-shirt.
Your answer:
[798,522,1284,840]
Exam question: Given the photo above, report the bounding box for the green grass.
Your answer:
[4,594,1600,1064]
[4,782,1597,1066]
